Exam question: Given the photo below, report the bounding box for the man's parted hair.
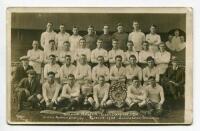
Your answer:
[80,38,86,42]
[72,25,78,29]
[98,75,105,79]
[97,38,103,42]
[148,76,156,81]
[132,76,139,81]
[146,56,154,62]
[127,41,134,45]
[49,39,55,44]
[129,55,136,60]
[65,55,71,59]
[47,71,55,76]
[63,41,70,45]
[68,74,75,79]
[150,24,157,28]
[112,38,118,42]
[115,55,122,60]
[88,25,94,29]
[97,55,104,59]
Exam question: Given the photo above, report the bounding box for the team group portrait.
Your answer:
[9,11,187,124]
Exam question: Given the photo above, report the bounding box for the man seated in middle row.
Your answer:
[108,38,124,66]
[125,55,142,85]
[75,54,92,86]
[59,55,76,84]
[58,41,75,65]
[91,38,108,65]
[92,55,110,85]
[109,55,126,84]
[143,56,160,85]
[43,54,60,82]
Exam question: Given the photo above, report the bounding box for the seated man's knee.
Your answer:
[106,100,114,107]
[138,100,146,107]
[36,94,43,100]
[87,97,94,105]
[125,98,133,107]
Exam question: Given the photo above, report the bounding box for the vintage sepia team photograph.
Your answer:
[6,7,193,125]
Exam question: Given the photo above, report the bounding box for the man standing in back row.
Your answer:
[112,23,128,51]
[128,21,145,51]
[40,22,57,51]
[69,26,82,51]
[55,24,70,51]
[84,25,98,50]
[98,25,112,51]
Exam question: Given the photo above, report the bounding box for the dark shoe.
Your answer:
[132,104,140,112]
[122,107,130,112]
[88,107,94,111]
[61,107,70,112]
[101,108,107,114]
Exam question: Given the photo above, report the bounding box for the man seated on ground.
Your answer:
[43,54,60,82]
[138,41,155,68]
[16,69,42,111]
[92,56,110,84]
[124,76,146,112]
[12,56,33,84]
[75,38,91,64]
[125,55,142,85]
[91,38,108,65]
[75,54,92,86]
[58,41,75,65]
[59,55,76,84]
[162,57,185,101]
[143,56,159,85]
[92,75,113,113]
[145,76,165,117]
[109,55,126,84]
[108,38,124,66]
[43,40,59,64]
[57,74,81,111]
[124,41,138,66]
[42,71,61,110]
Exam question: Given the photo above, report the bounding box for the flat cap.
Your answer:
[26,69,36,75]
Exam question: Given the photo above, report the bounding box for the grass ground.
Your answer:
[9,98,185,124]
[9,83,185,124]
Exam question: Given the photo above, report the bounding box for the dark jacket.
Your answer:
[16,77,42,95]
[163,66,185,86]
[12,65,33,83]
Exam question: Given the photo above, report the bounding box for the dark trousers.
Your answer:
[57,97,79,109]
[16,90,40,111]
[146,100,163,117]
